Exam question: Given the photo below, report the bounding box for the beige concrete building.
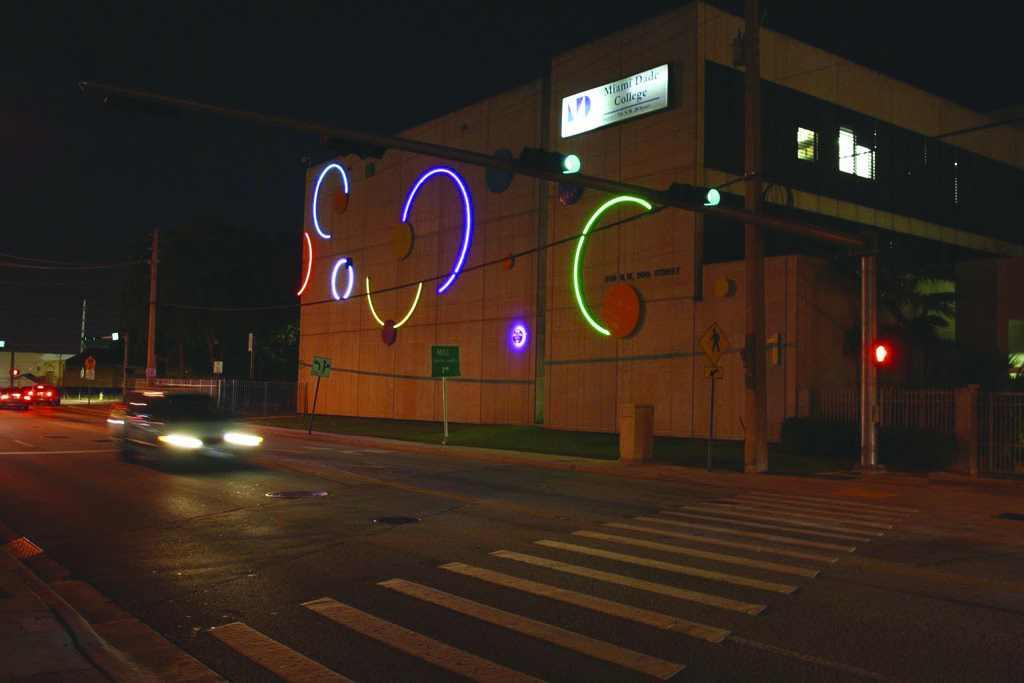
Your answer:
[298,2,1023,440]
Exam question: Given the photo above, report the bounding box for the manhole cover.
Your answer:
[265,491,328,499]
[996,512,1024,521]
[373,516,421,525]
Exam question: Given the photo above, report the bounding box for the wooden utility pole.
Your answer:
[146,229,159,380]
[743,0,768,473]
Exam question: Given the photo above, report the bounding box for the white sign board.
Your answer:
[146,367,156,378]
[561,64,669,138]
[213,361,223,374]
[85,368,95,381]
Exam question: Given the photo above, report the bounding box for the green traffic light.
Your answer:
[563,154,581,174]
[705,188,721,206]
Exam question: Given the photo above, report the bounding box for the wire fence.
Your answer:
[978,392,1024,475]
[808,387,956,435]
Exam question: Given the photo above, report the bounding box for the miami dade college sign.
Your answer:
[561,64,669,138]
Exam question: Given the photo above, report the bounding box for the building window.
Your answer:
[797,127,817,161]
[838,127,875,179]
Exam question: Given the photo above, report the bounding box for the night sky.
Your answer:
[3,0,1021,353]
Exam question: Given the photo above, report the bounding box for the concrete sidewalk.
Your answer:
[0,539,138,681]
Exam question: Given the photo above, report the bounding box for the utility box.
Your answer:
[620,404,654,463]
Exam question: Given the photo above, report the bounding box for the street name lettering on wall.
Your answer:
[604,265,681,283]
[561,64,670,138]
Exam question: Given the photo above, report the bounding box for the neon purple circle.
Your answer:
[510,324,528,350]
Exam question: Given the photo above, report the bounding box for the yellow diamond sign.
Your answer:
[698,322,730,365]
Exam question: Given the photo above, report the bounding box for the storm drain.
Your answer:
[373,517,421,525]
[265,491,329,499]
[996,512,1024,521]
[3,537,43,559]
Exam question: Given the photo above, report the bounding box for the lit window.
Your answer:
[797,127,817,161]
[838,127,875,179]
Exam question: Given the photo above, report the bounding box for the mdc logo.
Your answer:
[566,95,591,123]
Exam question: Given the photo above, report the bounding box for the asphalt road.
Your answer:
[1,405,1022,682]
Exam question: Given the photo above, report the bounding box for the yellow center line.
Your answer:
[604,522,839,563]
[304,598,541,683]
[492,549,766,615]
[535,540,798,594]
[635,517,857,553]
[441,562,730,643]
[208,621,351,682]
[379,578,685,680]
[572,530,820,578]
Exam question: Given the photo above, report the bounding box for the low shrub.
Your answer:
[780,418,859,460]
[878,426,955,471]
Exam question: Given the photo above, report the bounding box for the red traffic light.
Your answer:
[10,369,18,377]
[871,341,891,366]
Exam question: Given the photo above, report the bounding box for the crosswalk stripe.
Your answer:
[685,504,890,532]
[635,517,857,552]
[535,540,798,594]
[441,562,730,643]
[379,578,685,680]
[693,503,894,530]
[572,531,819,578]
[605,523,839,563]
[663,510,875,541]
[493,550,766,615]
[743,492,919,514]
[208,621,352,683]
[737,495,906,520]
[303,598,541,683]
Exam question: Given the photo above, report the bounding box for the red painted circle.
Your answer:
[381,321,397,346]
[602,284,641,338]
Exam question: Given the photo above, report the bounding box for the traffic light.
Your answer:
[518,147,581,174]
[10,369,18,377]
[320,136,387,160]
[871,341,892,367]
[666,182,721,207]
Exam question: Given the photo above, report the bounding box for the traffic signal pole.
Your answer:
[146,229,158,382]
[859,245,882,471]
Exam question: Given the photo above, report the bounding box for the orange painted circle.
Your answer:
[333,188,349,215]
[392,222,414,260]
[602,284,641,338]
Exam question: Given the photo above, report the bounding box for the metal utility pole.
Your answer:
[743,0,768,473]
[80,299,87,352]
[146,230,159,381]
[859,236,882,471]
[122,331,130,396]
[248,332,255,380]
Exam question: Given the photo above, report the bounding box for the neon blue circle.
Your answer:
[401,167,473,294]
[312,163,350,240]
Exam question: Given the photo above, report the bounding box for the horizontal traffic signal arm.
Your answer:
[78,81,866,251]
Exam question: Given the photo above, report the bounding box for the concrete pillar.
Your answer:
[953,384,979,476]
[620,404,654,463]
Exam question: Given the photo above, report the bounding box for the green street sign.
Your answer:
[431,345,461,378]
[311,356,332,378]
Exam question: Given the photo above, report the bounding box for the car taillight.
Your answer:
[23,394,31,400]
[46,391,53,397]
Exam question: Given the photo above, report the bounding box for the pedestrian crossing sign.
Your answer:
[699,322,730,365]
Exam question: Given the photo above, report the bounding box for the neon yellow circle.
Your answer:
[573,196,653,336]
[365,278,423,328]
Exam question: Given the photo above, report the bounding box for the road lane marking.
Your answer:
[492,550,766,615]
[379,578,685,679]
[572,531,819,578]
[737,495,907,520]
[693,503,894,530]
[726,635,899,682]
[208,621,350,682]
[744,492,918,513]
[14,440,33,447]
[634,517,857,553]
[304,598,540,683]
[684,504,890,533]
[441,562,729,643]
[663,511,874,541]
[535,540,797,594]
[604,523,839,563]
[0,449,117,455]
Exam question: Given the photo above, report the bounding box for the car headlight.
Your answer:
[224,432,263,447]
[107,418,125,425]
[158,434,203,449]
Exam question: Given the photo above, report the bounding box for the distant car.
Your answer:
[30,384,61,406]
[0,388,32,410]
[110,390,263,465]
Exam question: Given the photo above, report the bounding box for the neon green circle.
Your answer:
[573,196,653,336]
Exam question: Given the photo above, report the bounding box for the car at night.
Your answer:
[30,384,61,405]
[109,390,263,464]
[0,388,32,410]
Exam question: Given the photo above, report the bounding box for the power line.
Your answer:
[161,206,668,312]
[0,259,141,270]
[0,251,140,267]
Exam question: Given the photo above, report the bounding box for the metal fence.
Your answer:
[148,378,302,417]
[978,392,1024,474]
[808,387,956,435]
